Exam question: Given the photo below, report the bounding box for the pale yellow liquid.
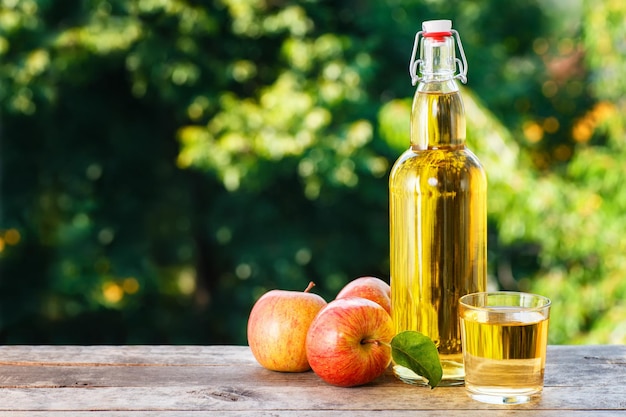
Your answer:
[389,90,487,385]
[460,309,549,402]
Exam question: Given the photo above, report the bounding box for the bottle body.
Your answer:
[389,88,487,385]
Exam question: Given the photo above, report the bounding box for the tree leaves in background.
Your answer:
[1,0,625,345]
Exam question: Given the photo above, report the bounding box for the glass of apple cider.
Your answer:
[459,292,551,405]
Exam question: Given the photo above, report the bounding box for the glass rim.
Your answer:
[459,291,551,312]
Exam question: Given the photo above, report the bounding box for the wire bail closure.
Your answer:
[408,29,468,86]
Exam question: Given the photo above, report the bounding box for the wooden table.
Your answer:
[0,345,624,415]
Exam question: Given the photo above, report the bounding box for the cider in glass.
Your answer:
[459,292,551,404]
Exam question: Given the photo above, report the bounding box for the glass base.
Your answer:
[467,393,537,405]
[393,358,465,387]
[466,387,541,405]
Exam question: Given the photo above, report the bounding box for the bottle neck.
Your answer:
[419,35,456,83]
[410,35,465,150]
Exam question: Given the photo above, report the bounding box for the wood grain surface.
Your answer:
[0,345,624,415]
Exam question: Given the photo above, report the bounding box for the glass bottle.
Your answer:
[389,20,487,386]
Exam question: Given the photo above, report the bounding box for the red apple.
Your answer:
[335,276,391,315]
[247,282,327,372]
[306,297,394,387]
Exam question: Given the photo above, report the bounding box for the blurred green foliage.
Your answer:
[1,0,625,345]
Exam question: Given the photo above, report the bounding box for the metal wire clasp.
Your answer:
[408,29,468,86]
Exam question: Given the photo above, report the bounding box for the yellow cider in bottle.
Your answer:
[389,20,487,386]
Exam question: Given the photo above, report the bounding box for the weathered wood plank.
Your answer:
[0,363,271,388]
[0,345,624,389]
[0,345,255,366]
[0,384,624,412]
[0,344,623,368]
[545,345,626,387]
[0,345,623,414]
[0,412,624,417]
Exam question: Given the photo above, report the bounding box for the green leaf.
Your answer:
[390,331,443,389]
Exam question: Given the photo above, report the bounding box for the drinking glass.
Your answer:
[459,291,551,404]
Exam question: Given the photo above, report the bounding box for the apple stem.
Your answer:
[304,281,316,293]
[360,338,380,346]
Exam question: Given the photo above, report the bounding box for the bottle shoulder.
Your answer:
[389,147,487,196]
[391,146,484,169]
[390,146,486,183]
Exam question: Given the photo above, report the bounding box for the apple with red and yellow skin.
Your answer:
[306,297,394,387]
[335,276,391,315]
[247,282,327,372]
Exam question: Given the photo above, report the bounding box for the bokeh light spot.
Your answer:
[102,282,124,303]
[123,277,140,294]
[4,229,21,245]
